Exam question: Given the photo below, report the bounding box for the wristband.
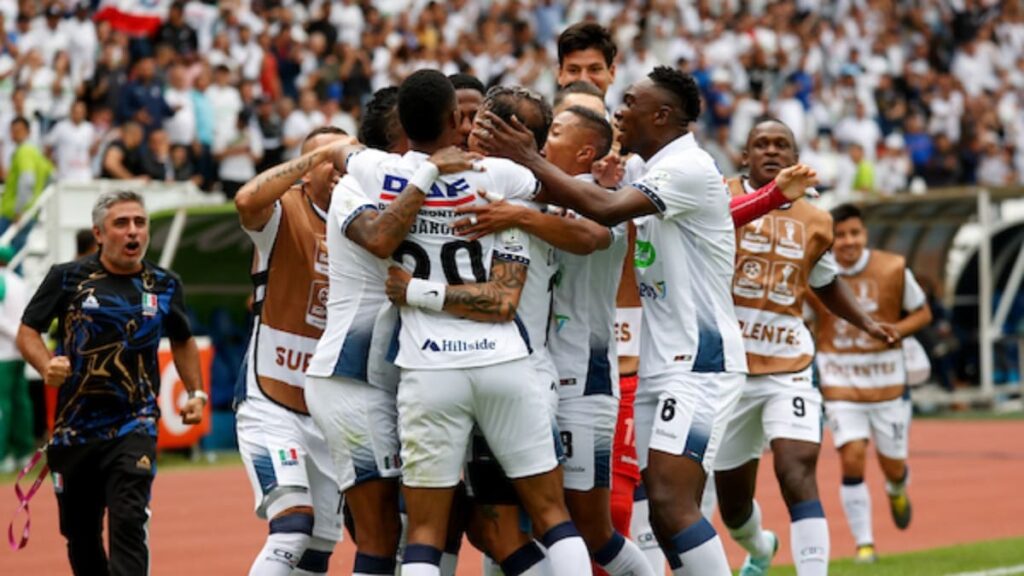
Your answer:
[406,278,446,312]
[188,389,209,403]
[410,162,440,194]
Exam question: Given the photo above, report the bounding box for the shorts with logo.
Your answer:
[557,394,617,491]
[305,375,402,493]
[398,357,558,488]
[826,397,911,459]
[634,371,744,474]
[236,394,344,542]
[715,366,823,471]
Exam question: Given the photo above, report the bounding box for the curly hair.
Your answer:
[359,86,400,150]
[648,66,701,125]
[482,85,553,150]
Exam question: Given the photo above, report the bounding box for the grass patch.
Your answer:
[765,537,1024,575]
[0,449,242,485]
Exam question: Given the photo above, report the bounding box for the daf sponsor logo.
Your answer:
[382,174,474,206]
[638,281,667,300]
[421,338,497,352]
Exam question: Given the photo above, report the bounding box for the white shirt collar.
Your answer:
[839,249,871,276]
[643,133,697,168]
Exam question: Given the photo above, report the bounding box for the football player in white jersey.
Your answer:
[303,86,478,576]
[472,66,819,575]
[347,69,591,576]
[458,102,654,576]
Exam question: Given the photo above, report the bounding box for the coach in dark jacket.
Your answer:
[16,190,206,576]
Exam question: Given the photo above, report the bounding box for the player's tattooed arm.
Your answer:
[441,258,527,322]
[235,136,359,231]
[385,259,527,323]
[348,147,482,258]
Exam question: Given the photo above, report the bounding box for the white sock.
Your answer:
[840,478,873,546]
[291,536,334,575]
[403,544,442,576]
[540,523,592,575]
[482,555,502,576]
[631,487,666,574]
[403,565,441,576]
[727,500,773,558]
[700,472,718,520]
[595,532,657,576]
[249,530,310,576]
[440,552,458,576]
[667,518,730,576]
[789,500,829,576]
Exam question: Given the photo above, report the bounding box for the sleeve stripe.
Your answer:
[493,253,530,266]
[339,203,377,234]
[633,181,666,214]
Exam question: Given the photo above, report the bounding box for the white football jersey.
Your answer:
[306,175,393,388]
[514,206,558,380]
[346,149,539,370]
[549,175,628,399]
[631,133,748,377]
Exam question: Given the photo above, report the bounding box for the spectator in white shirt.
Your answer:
[230,25,263,82]
[205,64,243,152]
[63,3,98,84]
[281,88,324,160]
[44,100,96,182]
[834,100,882,160]
[215,111,262,199]
[163,63,197,147]
[874,133,912,195]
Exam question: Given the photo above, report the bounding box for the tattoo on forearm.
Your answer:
[443,260,526,320]
[374,186,426,241]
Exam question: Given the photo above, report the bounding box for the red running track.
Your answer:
[3,420,1023,574]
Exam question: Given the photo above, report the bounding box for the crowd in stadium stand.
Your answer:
[0,0,1021,202]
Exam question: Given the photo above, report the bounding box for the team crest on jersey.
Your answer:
[82,294,100,309]
[142,293,158,316]
[635,241,656,268]
[278,448,300,466]
[380,174,474,207]
[554,314,571,333]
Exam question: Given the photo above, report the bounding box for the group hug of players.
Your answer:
[232,22,931,576]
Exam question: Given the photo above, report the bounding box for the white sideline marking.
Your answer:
[946,564,1024,576]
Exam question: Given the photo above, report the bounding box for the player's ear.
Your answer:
[654,105,671,127]
[577,144,596,166]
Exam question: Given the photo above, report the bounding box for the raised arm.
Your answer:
[346,147,482,258]
[234,136,359,231]
[473,111,819,227]
[471,111,655,226]
[385,258,527,323]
